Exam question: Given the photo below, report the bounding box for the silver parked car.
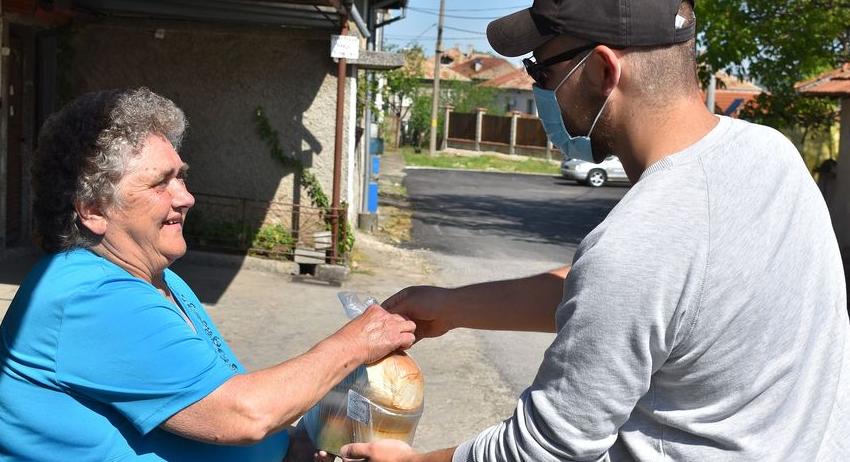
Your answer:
[561,155,630,187]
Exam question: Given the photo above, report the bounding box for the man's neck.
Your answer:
[617,97,719,182]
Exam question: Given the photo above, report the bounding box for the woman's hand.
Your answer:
[340,439,417,462]
[382,286,455,341]
[337,304,417,365]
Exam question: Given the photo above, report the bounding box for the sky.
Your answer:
[382,0,532,66]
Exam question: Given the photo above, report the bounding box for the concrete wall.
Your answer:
[68,20,358,231]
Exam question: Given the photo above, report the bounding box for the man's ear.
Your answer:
[75,201,108,237]
[587,45,622,97]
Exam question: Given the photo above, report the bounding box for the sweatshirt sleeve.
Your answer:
[453,178,708,462]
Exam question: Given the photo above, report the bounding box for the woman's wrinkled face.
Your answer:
[105,134,194,272]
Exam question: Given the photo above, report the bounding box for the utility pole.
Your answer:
[429,0,446,155]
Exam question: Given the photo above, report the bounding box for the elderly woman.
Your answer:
[0,88,415,461]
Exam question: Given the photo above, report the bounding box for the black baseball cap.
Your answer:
[487,0,696,57]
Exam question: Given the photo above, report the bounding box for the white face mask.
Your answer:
[532,51,614,163]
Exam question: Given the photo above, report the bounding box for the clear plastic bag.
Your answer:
[302,292,425,456]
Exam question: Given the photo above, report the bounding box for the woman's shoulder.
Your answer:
[163,268,196,299]
[37,249,163,309]
[163,268,205,311]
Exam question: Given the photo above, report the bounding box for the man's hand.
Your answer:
[340,439,417,462]
[382,286,455,341]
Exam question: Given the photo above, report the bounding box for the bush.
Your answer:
[251,224,296,252]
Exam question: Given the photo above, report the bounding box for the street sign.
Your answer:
[330,35,359,60]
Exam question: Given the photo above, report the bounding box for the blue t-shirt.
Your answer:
[0,249,289,461]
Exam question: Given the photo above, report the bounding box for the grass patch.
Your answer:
[378,204,413,244]
[349,246,375,275]
[402,149,559,176]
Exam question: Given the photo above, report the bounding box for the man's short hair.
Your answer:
[622,2,699,103]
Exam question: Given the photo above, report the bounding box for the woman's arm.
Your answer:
[161,305,416,444]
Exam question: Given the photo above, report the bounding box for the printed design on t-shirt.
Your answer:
[178,292,239,372]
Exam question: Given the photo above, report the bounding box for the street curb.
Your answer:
[179,250,298,276]
[404,165,562,178]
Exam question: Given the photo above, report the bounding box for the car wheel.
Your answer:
[586,169,607,187]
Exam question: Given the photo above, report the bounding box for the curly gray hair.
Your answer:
[33,87,187,252]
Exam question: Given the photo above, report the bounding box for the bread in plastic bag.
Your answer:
[302,292,425,456]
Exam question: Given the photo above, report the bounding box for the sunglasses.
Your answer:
[523,43,598,86]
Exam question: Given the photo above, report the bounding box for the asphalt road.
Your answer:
[404,168,628,262]
[404,167,630,397]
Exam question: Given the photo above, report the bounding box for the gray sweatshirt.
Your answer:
[453,116,850,461]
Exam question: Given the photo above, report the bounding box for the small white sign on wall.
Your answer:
[331,34,360,60]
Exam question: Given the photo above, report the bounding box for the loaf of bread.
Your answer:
[305,351,425,456]
[364,352,425,411]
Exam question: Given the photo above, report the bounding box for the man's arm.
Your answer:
[383,266,569,339]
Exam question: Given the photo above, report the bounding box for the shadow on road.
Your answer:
[551,178,633,189]
[407,191,623,254]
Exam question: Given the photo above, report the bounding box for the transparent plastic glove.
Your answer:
[338,292,380,319]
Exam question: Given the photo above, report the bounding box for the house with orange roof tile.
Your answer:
[480,68,537,115]
[708,71,763,117]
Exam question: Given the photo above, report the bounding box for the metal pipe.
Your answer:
[373,0,407,27]
[376,7,405,28]
[360,0,374,215]
[361,74,372,214]
[331,19,349,263]
[349,4,371,39]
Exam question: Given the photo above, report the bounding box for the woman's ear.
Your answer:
[75,201,108,236]
[587,45,622,97]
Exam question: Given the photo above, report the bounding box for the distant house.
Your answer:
[449,53,516,82]
[707,72,763,117]
[420,56,473,83]
[414,49,529,115]
[480,68,537,116]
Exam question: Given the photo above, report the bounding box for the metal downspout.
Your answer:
[331,18,350,263]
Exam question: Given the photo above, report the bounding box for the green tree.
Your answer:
[384,45,503,149]
[383,45,427,147]
[444,80,502,115]
[698,1,850,154]
[408,93,434,151]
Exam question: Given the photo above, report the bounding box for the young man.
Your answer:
[339,1,850,460]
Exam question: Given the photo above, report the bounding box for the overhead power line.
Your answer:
[443,25,486,35]
[410,4,527,12]
[408,6,501,20]
[385,35,487,41]
[413,23,437,41]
